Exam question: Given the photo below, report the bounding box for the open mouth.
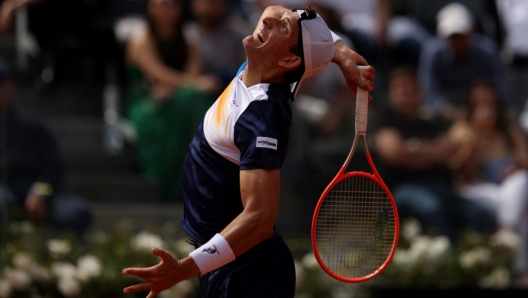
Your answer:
[257,31,265,43]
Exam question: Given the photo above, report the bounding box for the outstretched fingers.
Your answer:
[151,247,175,262]
[123,281,154,294]
[122,266,157,278]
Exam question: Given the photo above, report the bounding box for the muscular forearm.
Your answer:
[220,168,280,257]
[220,209,276,257]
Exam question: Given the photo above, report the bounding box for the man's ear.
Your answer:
[278,55,301,70]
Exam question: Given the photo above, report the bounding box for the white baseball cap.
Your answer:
[437,2,474,38]
[290,9,335,99]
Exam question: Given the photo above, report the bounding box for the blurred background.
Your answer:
[0,0,527,297]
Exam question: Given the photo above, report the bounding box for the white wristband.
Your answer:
[189,233,236,275]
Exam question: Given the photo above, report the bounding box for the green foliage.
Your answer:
[0,218,518,298]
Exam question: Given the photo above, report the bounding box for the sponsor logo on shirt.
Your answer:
[256,137,278,150]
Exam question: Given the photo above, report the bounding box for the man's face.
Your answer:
[243,8,301,66]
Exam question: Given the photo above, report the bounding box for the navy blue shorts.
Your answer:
[198,233,296,298]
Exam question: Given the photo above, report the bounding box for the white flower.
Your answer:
[408,235,430,259]
[490,229,520,251]
[76,255,102,282]
[51,262,77,280]
[331,284,361,298]
[57,277,81,298]
[401,218,421,241]
[393,235,450,272]
[47,239,71,258]
[0,278,12,298]
[459,246,491,269]
[16,221,34,235]
[479,266,510,289]
[294,260,305,289]
[132,230,165,252]
[29,264,51,282]
[425,236,450,262]
[392,249,415,269]
[301,252,319,270]
[13,252,33,271]
[4,268,31,291]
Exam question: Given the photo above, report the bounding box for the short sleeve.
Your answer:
[234,100,289,170]
[331,30,342,43]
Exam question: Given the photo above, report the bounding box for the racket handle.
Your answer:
[355,66,369,134]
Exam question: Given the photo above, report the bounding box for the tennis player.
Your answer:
[122,5,375,298]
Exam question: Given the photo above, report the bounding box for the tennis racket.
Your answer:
[311,66,399,283]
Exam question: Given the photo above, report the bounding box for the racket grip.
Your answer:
[355,66,369,133]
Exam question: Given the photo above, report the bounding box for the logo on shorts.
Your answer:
[203,245,219,254]
[256,137,278,150]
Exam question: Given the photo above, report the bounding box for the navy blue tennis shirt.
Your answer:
[180,62,292,245]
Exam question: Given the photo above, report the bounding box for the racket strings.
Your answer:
[315,176,396,279]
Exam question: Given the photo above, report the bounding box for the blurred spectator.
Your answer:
[418,2,511,119]
[0,0,100,88]
[124,0,218,202]
[495,0,528,61]
[91,0,148,84]
[185,0,247,94]
[495,0,528,119]
[302,0,429,69]
[370,66,497,244]
[448,80,528,287]
[313,0,381,64]
[383,0,430,69]
[0,58,92,238]
[404,0,501,38]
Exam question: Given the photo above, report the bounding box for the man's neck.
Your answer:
[241,63,284,87]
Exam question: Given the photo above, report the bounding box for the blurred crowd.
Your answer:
[0,0,528,288]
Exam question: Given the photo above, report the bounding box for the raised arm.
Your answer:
[220,168,280,254]
[332,40,375,96]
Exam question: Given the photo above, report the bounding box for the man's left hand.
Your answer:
[123,248,199,298]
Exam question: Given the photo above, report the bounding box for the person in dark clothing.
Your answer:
[0,58,92,238]
[370,66,497,244]
[122,5,375,297]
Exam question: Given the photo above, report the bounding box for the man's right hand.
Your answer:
[332,41,375,99]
